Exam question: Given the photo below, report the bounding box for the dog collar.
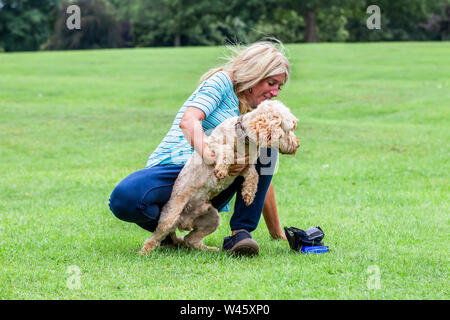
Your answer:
[235,116,252,146]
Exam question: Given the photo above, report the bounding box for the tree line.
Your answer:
[0,0,449,52]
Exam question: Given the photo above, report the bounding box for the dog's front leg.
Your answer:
[240,165,259,206]
[214,145,234,180]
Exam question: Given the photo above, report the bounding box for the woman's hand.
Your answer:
[270,232,288,240]
[229,152,249,176]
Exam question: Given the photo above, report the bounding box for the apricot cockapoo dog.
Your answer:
[139,100,300,254]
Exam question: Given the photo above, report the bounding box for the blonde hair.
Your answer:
[200,39,290,114]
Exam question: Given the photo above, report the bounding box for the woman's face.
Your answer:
[246,73,286,107]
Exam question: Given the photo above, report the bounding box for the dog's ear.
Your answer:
[248,111,284,146]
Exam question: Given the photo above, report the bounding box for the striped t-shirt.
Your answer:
[146,71,240,168]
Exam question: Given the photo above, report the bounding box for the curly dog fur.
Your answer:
[139,100,300,254]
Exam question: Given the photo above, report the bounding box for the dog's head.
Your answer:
[245,100,299,154]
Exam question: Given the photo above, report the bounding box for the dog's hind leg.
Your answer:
[183,203,220,251]
[139,196,188,255]
[178,201,211,231]
[166,231,186,248]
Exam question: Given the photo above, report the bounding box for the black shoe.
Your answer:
[223,230,259,256]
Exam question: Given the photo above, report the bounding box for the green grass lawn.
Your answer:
[0,42,449,299]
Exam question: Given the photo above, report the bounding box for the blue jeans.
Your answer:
[109,148,277,233]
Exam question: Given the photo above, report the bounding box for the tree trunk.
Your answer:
[304,10,318,42]
[174,31,181,47]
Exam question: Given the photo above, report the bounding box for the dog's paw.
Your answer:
[242,193,255,206]
[139,240,157,255]
[197,244,220,251]
[138,246,155,255]
[138,248,151,255]
[214,168,227,180]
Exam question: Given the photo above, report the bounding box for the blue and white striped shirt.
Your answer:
[146,72,239,212]
[146,71,240,168]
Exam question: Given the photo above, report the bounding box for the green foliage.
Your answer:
[249,9,305,44]
[46,0,123,50]
[126,0,301,46]
[317,6,349,42]
[0,0,57,51]
[127,0,228,47]
[345,0,450,41]
[0,0,449,51]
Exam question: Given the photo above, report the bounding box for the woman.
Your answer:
[109,41,289,256]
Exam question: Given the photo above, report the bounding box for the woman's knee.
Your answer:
[109,181,164,225]
[109,166,182,226]
[109,183,140,222]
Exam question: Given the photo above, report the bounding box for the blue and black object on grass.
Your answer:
[301,245,329,254]
[284,226,329,254]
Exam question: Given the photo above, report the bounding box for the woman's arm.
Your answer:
[180,107,248,172]
[179,107,215,163]
[262,182,287,240]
